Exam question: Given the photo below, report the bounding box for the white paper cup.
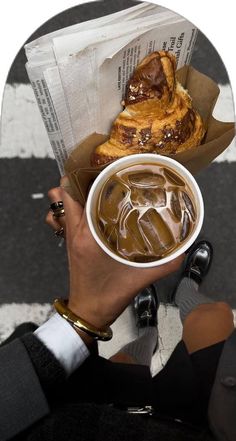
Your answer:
[86,154,204,268]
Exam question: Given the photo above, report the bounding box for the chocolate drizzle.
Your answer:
[138,127,152,146]
[91,153,118,167]
[119,125,137,145]
[155,109,196,151]
[125,53,170,105]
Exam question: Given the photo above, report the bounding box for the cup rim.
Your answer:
[86,154,204,268]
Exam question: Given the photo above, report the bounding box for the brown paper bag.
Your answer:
[64,66,235,205]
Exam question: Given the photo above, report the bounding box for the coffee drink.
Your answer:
[97,163,196,262]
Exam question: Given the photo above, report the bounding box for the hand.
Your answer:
[46,177,183,330]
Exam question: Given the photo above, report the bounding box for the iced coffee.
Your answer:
[97,163,196,263]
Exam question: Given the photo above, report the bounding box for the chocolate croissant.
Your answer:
[91,51,205,167]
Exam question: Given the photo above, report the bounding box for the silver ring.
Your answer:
[54,227,64,238]
[50,201,64,211]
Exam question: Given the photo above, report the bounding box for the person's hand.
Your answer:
[46,177,183,330]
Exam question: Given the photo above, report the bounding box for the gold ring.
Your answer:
[54,227,64,237]
[53,208,65,218]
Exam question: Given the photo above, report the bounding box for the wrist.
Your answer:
[68,299,108,330]
[72,326,94,347]
[55,298,113,342]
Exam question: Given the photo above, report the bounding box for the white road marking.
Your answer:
[213,84,235,122]
[0,83,235,161]
[99,303,184,374]
[212,84,236,162]
[99,304,236,375]
[1,302,230,375]
[31,193,44,199]
[0,303,53,342]
[0,84,53,158]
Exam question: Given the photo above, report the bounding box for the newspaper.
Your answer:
[25,3,198,174]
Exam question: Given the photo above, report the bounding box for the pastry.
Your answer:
[91,51,205,166]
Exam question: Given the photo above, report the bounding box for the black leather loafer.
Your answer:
[134,285,159,328]
[171,239,213,304]
[183,240,213,284]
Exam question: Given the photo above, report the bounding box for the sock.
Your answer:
[175,277,214,323]
[120,326,158,367]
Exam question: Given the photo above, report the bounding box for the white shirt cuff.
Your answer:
[34,313,89,376]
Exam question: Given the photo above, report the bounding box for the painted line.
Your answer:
[31,193,45,199]
[213,84,236,162]
[0,303,53,342]
[0,84,53,158]
[0,83,235,161]
[1,302,235,375]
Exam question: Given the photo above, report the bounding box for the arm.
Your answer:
[0,311,94,441]
[47,177,183,330]
[0,178,183,440]
[0,337,49,441]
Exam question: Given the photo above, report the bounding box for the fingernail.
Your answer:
[60,176,70,189]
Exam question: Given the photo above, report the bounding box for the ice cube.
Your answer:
[128,172,165,187]
[118,209,148,258]
[99,178,129,223]
[98,220,105,234]
[164,168,185,186]
[139,209,175,256]
[182,191,196,221]
[120,201,133,220]
[170,190,182,220]
[131,187,166,207]
[180,211,191,241]
[105,224,118,248]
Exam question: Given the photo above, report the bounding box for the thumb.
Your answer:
[60,176,83,233]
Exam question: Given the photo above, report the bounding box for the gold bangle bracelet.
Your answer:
[53,298,113,341]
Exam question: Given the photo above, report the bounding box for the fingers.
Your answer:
[46,177,84,240]
[60,176,83,235]
[143,253,184,282]
[45,211,62,232]
[159,254,184,276]
[165,254,184,272]
[47,187,66,232]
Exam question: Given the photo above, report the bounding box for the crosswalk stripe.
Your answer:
[1,302,235,375]
[0,303,53,342]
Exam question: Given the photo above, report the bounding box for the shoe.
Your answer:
[171,239,213,304]
[134,285,159,328]
[183,239,213,283]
